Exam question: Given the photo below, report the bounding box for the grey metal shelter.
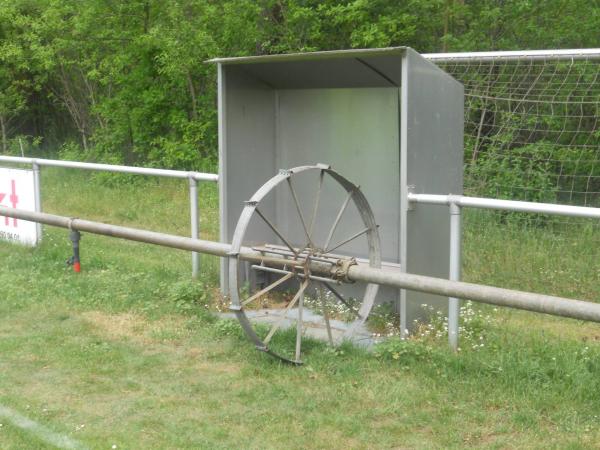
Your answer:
[210,47,463,328]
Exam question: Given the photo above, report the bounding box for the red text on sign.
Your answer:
[0,179,19,227]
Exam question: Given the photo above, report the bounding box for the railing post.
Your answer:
[189,175,199,279]
[32,161,42,243]
[448,196,462,351]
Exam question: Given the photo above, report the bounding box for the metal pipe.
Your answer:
[0,206,231,257]
[2,206,600,326]
[424,48,600,63]
[0,207,333,274]
[448,199,461,351]
[251,264,342,285]
[407,194,450,206]
[408,193,600,219]
[0,155,218,182]
[347,265,600,323]
[189,176,199,278]
[32,162,42,243]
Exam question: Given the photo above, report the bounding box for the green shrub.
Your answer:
[466,141,558,203]
[167,280,211,315]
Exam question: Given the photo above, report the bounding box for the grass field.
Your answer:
[1,169,600,449]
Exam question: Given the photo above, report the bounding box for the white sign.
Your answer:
[0,167,38,246]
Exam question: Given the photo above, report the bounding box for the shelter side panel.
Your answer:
[403,49,464,324]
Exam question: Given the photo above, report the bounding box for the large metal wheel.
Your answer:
[228,164,381,364]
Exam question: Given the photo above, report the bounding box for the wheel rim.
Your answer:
[228,164,381,364]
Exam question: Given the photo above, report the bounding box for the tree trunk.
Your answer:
[124,113,135,165]
[187,71,198,120]
[0,114,7,154]
[143,2,150,34]
[442,0,451,52]
[55,64,92,152]
[81,129,88,152]
[472,108,487,163]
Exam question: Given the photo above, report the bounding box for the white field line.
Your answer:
[0,404,87,449]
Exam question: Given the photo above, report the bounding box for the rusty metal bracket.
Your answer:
[331,257,358,283]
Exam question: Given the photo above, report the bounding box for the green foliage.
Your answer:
[375,300,496,363]
[167,280,212,315]
[466,142,559,202]
[374,337,436,364]
[366,301,400,337]
[213,318,244,337]
[0,0,597,173]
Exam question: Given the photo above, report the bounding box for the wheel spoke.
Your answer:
[321,281,362,318]
[295,288,304,362]
[308,170,324,238]
[323,190,354,250]
[241,272,294,307]
[230,165,380,364]
[255,208,299,256]
[264,279,309,345]
[319,285,334,346]
[287,178,313,247]
[325,227,370,254]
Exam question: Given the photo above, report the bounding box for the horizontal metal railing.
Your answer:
[408,193,600,219]
[2,166,599,351]
[408,193,600,350]
[2,205,600,327]
[3,155,598,350]
[424,48,600,62]
[0,155,218,278]
[0,156,218,181]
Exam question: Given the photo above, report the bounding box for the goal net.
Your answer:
[425,49,600,300]
[427,49,600,207]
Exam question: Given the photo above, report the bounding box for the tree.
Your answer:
[0,0,597,168]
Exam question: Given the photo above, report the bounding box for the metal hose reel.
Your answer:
[228,164,382,364]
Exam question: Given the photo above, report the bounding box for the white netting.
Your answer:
[426,52,600,301]
[430,53,600,207]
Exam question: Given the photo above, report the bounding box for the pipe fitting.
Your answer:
[447,194,463,215]
[330,257,358,283]
[66,229,81,273]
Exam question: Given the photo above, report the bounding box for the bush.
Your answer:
[167,280,211,315]
[466,141,558,203]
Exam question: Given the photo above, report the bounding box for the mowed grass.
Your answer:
[0,169,600,449]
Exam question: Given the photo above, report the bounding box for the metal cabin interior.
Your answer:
[211,47,464,328]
